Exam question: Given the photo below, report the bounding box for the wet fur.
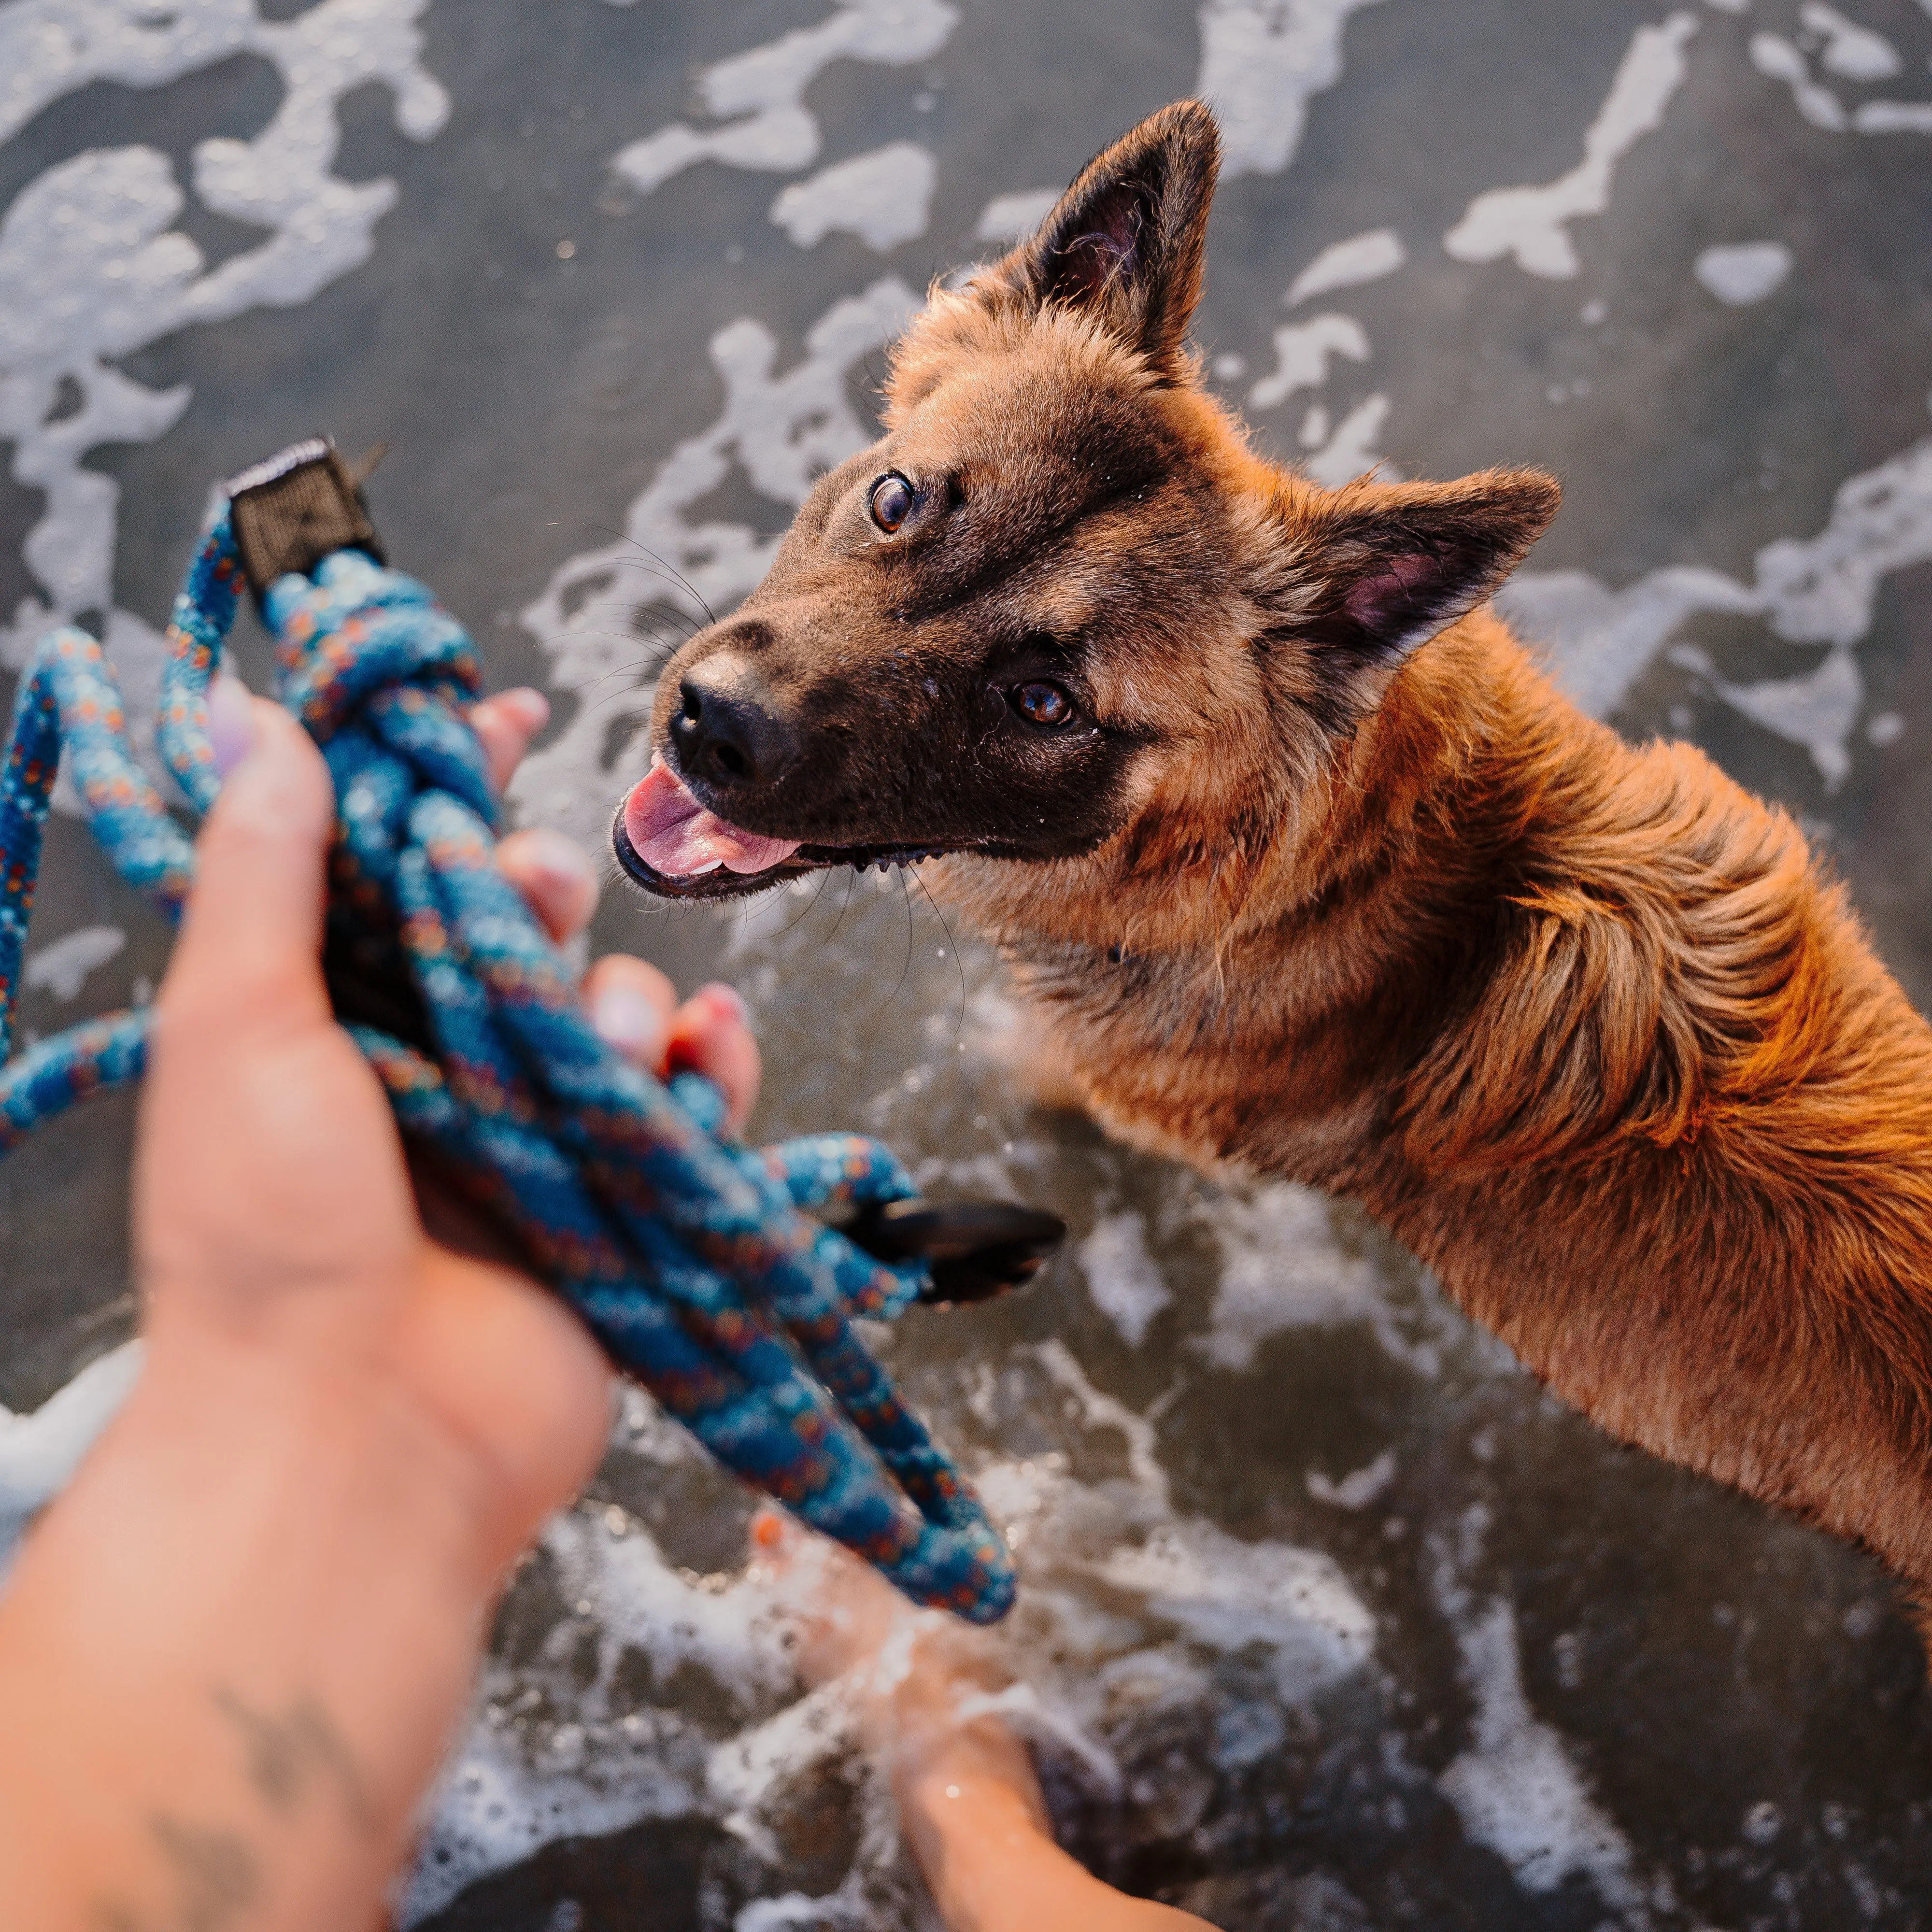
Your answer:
[634,104,1932,1628]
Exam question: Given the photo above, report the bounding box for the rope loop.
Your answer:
[0,504,1015,1623]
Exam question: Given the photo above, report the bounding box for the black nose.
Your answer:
[669,653,796,790]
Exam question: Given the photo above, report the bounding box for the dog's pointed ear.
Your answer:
[1295,470,1562,708]
[996,100,1220,379]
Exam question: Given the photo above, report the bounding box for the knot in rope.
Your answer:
[0,503,1016,1623]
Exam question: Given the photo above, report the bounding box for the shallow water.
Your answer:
[6,0,1932,1924]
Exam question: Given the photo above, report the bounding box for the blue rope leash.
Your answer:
[0,502,1016,1623]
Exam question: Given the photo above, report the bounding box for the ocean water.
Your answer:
[5,1,1932,1925]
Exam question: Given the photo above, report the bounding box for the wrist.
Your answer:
[898,1759,1109,1932]
[132,1320,510,1607]
[898,1741,1053,1848]
[133,1234,611,1604]
[0,1339,499,1930]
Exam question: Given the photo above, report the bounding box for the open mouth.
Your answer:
[612,758,950,902]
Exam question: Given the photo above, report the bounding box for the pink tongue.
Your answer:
[623,760,802,878]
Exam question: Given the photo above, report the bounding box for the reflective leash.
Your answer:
[0,442,1042,1623]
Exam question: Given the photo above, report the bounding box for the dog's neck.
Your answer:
[937,603,1547,1091]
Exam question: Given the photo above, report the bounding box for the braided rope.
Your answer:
[0,509,1015,1623]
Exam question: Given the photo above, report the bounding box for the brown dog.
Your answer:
[615,100,1932,1631]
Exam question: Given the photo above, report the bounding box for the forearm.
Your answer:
[897,1731,1213,1932]
[0,1343,501,1932]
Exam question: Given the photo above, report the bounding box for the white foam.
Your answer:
[1430,1509,1653,1920]
[510,278,922,848]
[24,925,127,1002]
[1437,1599,1651,1912]
[1306,1447,1396,1509]
[1749,28,1932,134]
[1750,32,1851,128]
[708,1683,854,1850]
[399,1718,702,1927]
[1012,1342,1379,1725]
[608,0,959,199]
[1800,1,1902,81]
[1302,392,1393,487]
[770,141,937,251]
[1705,430,1932,648]
[3,0,253,149]
[1498,426,1932,783]
[1079,1210,1172,1347]
[974,187,1061,243]
[548,1507,792,1703]
[1694,239,1793,304]
[1283,227,1406,307]
[1034,1337,1173,1507]
[0,0,450,793]
[1195,0,1394,180]
[1191,1182,1449,1377]
[1497,564,1757,720]
[0,1340,143,1577]
[728,1763,906,1932]
[1249,312,1371,411]
[1853,99,1932,131]
[1445,14,1700,279]
[400,1492,795,1922]
[1670,638,1863,788]
[1095,1519,1376,1705]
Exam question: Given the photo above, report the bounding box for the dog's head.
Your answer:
[615,100,1559,929]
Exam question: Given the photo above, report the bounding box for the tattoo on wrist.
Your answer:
[210,1685,377,1838]
[92,1813,258,1932]
[88,1685,375,1930]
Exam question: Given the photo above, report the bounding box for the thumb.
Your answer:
[161,696,337,1031]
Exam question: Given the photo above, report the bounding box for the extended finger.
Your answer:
[667,983,761,1134]
[164,698,336,1031]
[470,687,550,796]
[497,827,599,944]
[584,953,679,1069]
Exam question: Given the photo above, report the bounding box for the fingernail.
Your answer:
[519,826,597,896]
[207,672,256,777]
[500,685,550,731]
[697,982,747,1025]
[592,983,666,1060]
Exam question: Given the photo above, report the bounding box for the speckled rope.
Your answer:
[0,508,1015,1623]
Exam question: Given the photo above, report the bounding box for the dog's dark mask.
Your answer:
[615,393,1185,902]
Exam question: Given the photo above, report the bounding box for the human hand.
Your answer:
[138,682,761,1577]
[751,1512,1218,1932]
[0,681,761,1932]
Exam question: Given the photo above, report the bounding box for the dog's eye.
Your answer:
[1011,681,1076,728]
[869,473,915,534]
